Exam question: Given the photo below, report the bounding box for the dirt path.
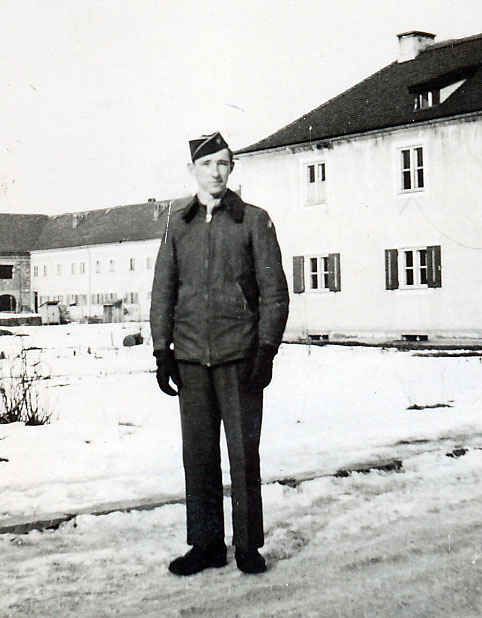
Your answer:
[1,448,481,618]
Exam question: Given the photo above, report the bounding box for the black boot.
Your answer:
[235,548,267,574]
[168,541,227,576]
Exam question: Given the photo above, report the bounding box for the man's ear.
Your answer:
[230,159,235,173]
[187,161,194,175]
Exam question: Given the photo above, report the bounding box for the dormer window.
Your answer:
[412,76,468,111]
[414,89,440,110]
[72,212,86,229]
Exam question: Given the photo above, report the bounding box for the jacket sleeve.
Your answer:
[149,217,178,352]
[251,209,289,350]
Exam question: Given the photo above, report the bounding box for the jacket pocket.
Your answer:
[237,274,259,314]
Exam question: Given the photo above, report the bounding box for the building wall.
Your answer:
[31,238,162,321]
[238,116,482,339]
[0,254,32,312]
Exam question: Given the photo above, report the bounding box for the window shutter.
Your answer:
[292,256,305,293]
[328,253,341,292]
[385,249,399,290]
[427,245,442,288]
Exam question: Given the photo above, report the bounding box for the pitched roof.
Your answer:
[236,33,482,154]
[0,214,49,254]
[33,197,191,251]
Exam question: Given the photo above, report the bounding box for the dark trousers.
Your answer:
[177,361,264,549]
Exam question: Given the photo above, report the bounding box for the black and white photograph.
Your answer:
[0,1,481,616]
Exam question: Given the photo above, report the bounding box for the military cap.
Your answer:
[189,132,230,162]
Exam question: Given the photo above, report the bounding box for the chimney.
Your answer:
[397,31,436,62]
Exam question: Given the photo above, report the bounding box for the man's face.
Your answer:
[189,148,234,198]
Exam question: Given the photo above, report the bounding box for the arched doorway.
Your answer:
[0,294,16,312]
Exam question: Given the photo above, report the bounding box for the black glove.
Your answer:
[245,344,277,391]
[154,349,181,396]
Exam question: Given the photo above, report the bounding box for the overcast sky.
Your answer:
[1,0,480,215]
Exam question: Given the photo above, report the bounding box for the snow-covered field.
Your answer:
[0,323,481,617]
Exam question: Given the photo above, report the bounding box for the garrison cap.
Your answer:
[189,132,229,162]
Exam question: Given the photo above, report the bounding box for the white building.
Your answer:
[236,31,482,342]
[30,199,177,322]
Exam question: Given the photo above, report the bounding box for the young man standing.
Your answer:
[150,132,289,575]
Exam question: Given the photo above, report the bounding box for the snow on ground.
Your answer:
[0,323,480,520]
[1,435,481,616]
[0,323,481,616]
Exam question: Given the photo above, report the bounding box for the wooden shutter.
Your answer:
[427,245,442,288]
[385,249,399,290]
[328,253,341,292]
[292,256,305,293]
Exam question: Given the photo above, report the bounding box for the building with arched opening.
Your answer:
[0,214,48,316]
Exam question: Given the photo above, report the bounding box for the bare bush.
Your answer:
[0,347,52,425]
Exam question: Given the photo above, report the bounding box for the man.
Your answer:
[150,132,289,576]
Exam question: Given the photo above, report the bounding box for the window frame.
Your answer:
[307,255,331,293]
[0,264,14,280]
[399,247,428,289]
[301,158,328,207]
[399,145,425,193]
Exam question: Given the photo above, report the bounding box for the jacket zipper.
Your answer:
[205,214,213,366]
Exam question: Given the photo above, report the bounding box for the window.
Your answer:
[304,161,327,205]
[33,266,39,277]
[56,264,62,276]
[80,262,86,274]
[292,254,341,294]
[146,256,152,270]
[385,246,441,290]
[413,90,440,110]
[95,260,101,274]
[413,79,467,111]
[109,259,115,273]
[400,147,424,192]
[126,291,139,304]
[43,265,48,277]
[71,263,76,275]
[309,256,330,290]
[0,265,13,279]
[129,258,136,271]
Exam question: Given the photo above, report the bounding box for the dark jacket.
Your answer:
[150,189,289,366]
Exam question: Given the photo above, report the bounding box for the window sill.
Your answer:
[398,188,425,196]
[304,201,327,207]
[391,286,439,295]
[307,289,333,294]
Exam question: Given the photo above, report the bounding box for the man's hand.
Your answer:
[154,349,181,396]
[244,344,277,391]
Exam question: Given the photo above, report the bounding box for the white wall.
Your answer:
[31,238,161,321]
[238,116,482,339]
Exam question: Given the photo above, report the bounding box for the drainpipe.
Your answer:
[18,258,22,313]
[87,247,92,320]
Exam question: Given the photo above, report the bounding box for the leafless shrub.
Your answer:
[0,347,52,425]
